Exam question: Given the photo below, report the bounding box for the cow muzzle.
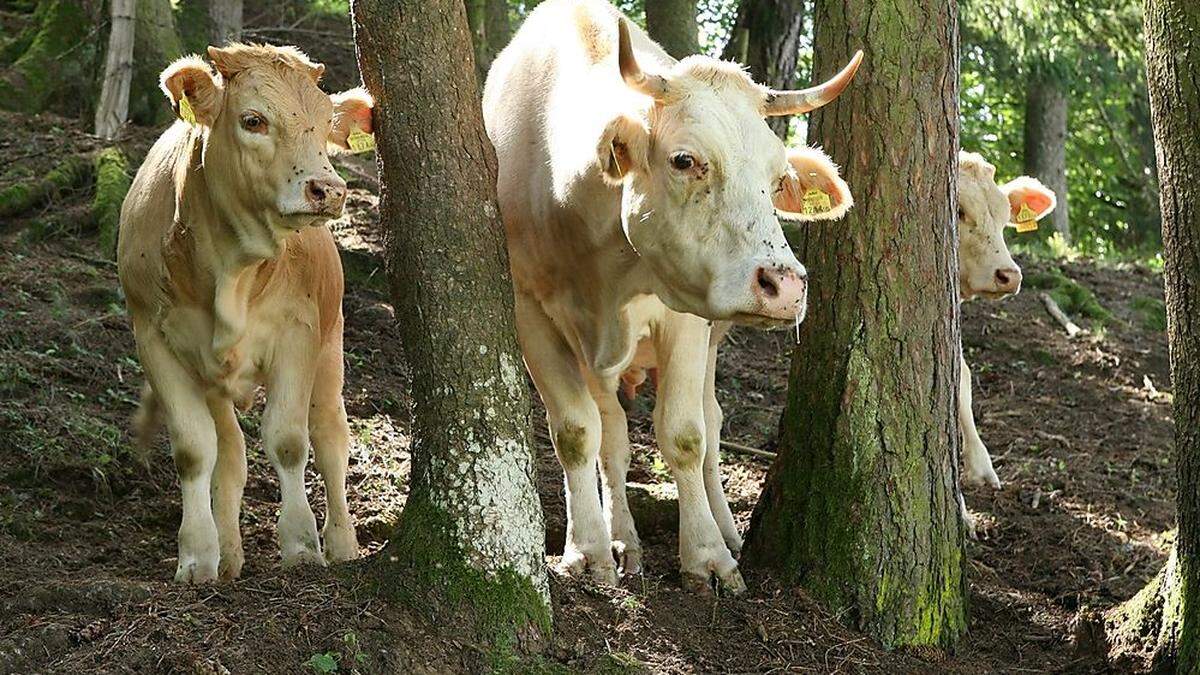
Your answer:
[752,265,808,321]
[303,177,348,216]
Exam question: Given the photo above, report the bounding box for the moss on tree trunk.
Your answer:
[350,0,549,651]
[743,0,968,650]
[129,0,180,126]
[1106,1,1200,670]
[92,146,129,255]
[0,0,101,118]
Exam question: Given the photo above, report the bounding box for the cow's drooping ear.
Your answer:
[774,147,853,221]
[1001,176,1056,225]
[596,115,649,185]
[159,55,223,127]
[328,87,375,153]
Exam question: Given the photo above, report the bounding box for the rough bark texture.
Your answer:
[350,0,550,645]
[208,0,242,45]
[128,0,180,125]
[94,0,135,139]
[743,0,967,650]
[721,0,805,138]
[466,0,510,84]
[1106,1,1200,670]
[1023,74,1070,242]
[645,0,700,59]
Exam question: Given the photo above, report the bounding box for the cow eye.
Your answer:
[240,112,268,134]
[670,152,695,171]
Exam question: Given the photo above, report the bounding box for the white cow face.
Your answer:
[599,24,860,328]
[957,152,1056,300]
[159,45,373,252]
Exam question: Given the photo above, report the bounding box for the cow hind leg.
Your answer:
[207,395,247,580]
[594,385,642,576]
[263,358,323,567]
[309,342,359,563]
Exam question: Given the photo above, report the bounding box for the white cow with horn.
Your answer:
[484,0,860,592]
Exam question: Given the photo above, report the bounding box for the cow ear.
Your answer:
[1002,176,1056,225]
[160,55,223,127]
[597,115,649,185]
[328,87,375,153]
[774,147,853,221]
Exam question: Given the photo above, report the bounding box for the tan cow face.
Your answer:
[598,31,859,328]
[159,45,373,254]
[957,152,1056,300]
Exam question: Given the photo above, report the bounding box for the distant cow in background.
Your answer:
[956,151,1056,498]
[118,44,373,582]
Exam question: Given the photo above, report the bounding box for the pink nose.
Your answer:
[753,266,807,319]
[994,267,1022,294]
[304,177,347,213]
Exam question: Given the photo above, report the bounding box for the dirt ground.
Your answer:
[0,6,1178,673]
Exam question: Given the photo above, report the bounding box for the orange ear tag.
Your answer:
[348,127,376,153]
[1015,202,1038,233]
[801,187,832,216]
[178,95,197,125]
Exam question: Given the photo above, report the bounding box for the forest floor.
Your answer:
[0,4,1177,673]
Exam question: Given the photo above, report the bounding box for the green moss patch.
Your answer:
[1131,296,1167,332]
[92,147,130,256]
[1024,266,1111,322]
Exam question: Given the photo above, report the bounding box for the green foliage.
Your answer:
[0,0,100,118]
[92,146,130,256]
[1024,265,1112,322]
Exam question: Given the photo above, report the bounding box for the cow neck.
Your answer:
[174,127,284,367]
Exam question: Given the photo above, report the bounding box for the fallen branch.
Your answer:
[1040,292,1082,338]
[719,439,777,461]
[0,153,93,219]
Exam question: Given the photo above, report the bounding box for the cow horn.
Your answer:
[618,19,669,100]
[764,50,864,117]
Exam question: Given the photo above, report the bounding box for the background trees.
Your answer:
[742,0,967,649]
[351,0,550,646]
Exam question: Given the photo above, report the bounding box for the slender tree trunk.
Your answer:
[721,0,805,138]
[1105,1,1200,670]
[645,0,700,58]
[350,0,550,644]
[128,0,180,125]
[1024,74,1070,243]
[94,0,135,139]
[743,0,967,650]
[466,0,510,84]
[208,0,241,45]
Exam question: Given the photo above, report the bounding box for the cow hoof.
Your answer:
[682,566,747,596]
[281,546,326,568]
[725,537,743,560]
[558,550,619,586]
[612,540,642,576]
[175,557,219,584]
[965,464,1002,490]
[323,526,360,563]
[218,547,244,581]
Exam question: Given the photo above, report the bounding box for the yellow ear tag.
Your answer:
[1015,202,1039,233]
[801,187,832,215]
[347,127,375,154]
[178,95,197,125]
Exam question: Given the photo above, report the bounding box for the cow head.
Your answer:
[957,152,1056,300]
[159,45,373,255]
[598,21,859,328]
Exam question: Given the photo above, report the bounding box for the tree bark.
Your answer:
[743,0,967,650]
[645,0,700,59]
[721,0,805,139]
[466,0,510,84]
[94,0,135,139]
[1023,74,1070,243]
[208,0,242,45]
[128,0,180,126]
[1105,1,1200,670]
[350,0,550,643]
[0,0,100,118]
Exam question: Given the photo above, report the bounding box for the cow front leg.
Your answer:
[137,329,220,583]
[594,384,642,576]
[702,336,740,555]
[309,339,359,563]
[655,315,744,595]
[207,395,247,580]
[960,352,1001,489]
[263,355,323,567]
[516,295,616,585]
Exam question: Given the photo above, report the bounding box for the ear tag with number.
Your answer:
[801,187,832,215]
[1015,202,1039,233]
[178,95,197,125]
[347,127,375,153]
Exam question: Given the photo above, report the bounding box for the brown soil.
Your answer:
[0,6,1176,673]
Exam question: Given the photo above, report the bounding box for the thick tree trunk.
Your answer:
[645,0,700,59]
[466,0,509,84]
[94,0,135,139]
[721,0,805,138]
[743,0,967,650]
[1023,74,1070,243]
[128,0,180,125]
[1106,1,1200,670]
[351,0,550,644]
[208,0,241,45]
[0,0,100,118]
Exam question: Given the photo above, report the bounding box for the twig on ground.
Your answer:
[1040,292,1082,338]
[720,439,777,461]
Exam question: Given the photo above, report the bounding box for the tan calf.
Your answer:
[118,44,373,583]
